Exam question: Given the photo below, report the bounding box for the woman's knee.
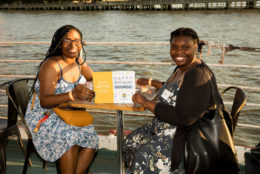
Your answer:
[80,147,95,155]
[69,145,80,153]
[61,145,80,158]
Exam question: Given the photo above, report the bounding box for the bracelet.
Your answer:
[148,78,153,86]
[69,91,75,101]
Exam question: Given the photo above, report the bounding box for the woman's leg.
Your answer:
[76,148,95,174]
[59,145,80,174]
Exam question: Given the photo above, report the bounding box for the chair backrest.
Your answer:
[222,86,246,132]
[6,78,34,131]
[7,96,19,128]
[0,80,19,128]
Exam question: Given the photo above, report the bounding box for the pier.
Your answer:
[0,0,260,11]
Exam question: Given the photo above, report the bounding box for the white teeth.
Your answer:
[176,57,185,61]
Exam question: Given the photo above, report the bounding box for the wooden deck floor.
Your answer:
[5,139,248,174]
[5,140,119,174]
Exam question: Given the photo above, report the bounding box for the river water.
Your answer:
[0,10,259,147]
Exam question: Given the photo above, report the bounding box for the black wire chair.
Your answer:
[6,78,60,174]
[222,86,247,137]
[0,81,27,174]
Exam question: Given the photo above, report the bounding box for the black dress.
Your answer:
[123,80,186,174]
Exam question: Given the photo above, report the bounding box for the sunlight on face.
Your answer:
[61,29,82,59]
[170,36,197,67]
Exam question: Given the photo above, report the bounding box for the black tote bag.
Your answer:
[184,70,239,174]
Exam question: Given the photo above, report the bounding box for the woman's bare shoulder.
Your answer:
[39,56,61,74]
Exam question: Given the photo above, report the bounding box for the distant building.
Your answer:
[102,0,129,2]
[72,0,92,3]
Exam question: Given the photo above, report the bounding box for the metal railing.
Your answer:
[0,40,259,130]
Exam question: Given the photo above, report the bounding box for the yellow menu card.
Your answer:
[93,71,135,103]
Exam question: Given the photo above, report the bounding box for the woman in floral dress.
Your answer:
[25,25,98,174]
[124,28,223,174]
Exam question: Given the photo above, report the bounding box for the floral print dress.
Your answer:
[25,70,98,162]
[123,80,186,174]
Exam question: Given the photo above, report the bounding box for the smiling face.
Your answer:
[170,35,198,68]
[61,29,82,59]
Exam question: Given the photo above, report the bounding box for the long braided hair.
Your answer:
[30,25,87,95]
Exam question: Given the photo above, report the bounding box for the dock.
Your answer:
[0,0,260,11]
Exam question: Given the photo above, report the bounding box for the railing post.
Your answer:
[116,110,125,174]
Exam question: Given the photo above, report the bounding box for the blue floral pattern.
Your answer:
[123,80,185,174]
[25,76,98,162]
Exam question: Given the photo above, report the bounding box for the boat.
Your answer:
[1,40,259,174]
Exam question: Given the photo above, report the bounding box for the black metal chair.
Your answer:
[0,81,27,174]
[222,86,247,136]
[6,78,60,174]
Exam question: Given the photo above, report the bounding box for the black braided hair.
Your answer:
[30,25,86,95]
[170,27,200,47]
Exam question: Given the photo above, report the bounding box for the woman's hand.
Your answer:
[132,92,157,113]
[72,84,95,101]
[132,92,147,106]
[136,78,149,86]
[137,78,163,89]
